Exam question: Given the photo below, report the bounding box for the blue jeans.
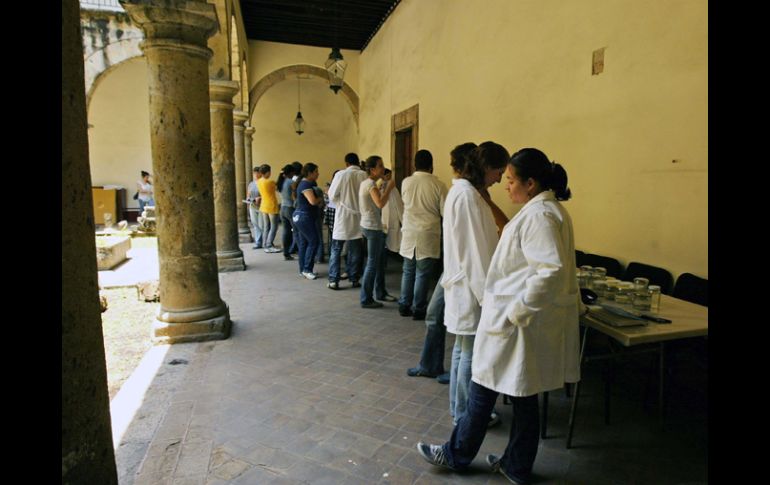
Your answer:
[443,381,539,482]
[138,198,155,213]
[398,256,438,314]
[329,238,363,283]
[360,229,387,304]
[416,281,446,376]
[450,334,475,420]
[294,212,319,274]
[261,212,280,248]
[280,206,295,257]
[315,215,325,262]
[249,205,263,247]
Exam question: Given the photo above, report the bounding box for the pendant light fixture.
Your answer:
[325,0,347,94]
[293,77,305,135]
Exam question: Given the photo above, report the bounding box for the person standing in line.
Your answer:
[136,170,155,213]
[277,164,298,260]
[246,166,264,249]
[358,155,397,308]
[258,164,282,253]
[293,163,323,280]
[416,148,581,485]
[397,149,447,321]
[288,161,303,254]
[327,153,368,290]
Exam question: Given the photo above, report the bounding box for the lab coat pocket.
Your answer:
[483,293,517,337]
[441,271,472,321]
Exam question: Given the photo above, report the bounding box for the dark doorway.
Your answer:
[394,128,414,191]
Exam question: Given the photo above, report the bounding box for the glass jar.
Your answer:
[648,284,662,312]
[592,267,607,280]
[633,277,649,291]
[604,280,619,301]
[577,270,588,289]
[632,287,652,311]
[614,282,634,304]
[592,279,608,298]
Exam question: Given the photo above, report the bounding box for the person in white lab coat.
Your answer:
[417,148,581,485]
[441,141,510,427]
[380,168,403,254]
[327,153,368,290]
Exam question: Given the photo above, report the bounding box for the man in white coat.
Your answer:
[397,149,447,321]
[327,153,368,289]
[417,148,582,485]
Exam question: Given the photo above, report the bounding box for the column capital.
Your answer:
[209,79,239,109]
[245,126,255,137]
[120,0,218,59]
[233,110,249,129]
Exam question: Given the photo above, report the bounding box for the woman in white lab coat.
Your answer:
[440,141,509,426]
[380,168,403,253]
[418,148,581,485]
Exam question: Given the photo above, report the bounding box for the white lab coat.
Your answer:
[381,185,403,251]
[328,165,368,240]
[398,171,448,260]
[472,190,581,397]
[440,178,499,335]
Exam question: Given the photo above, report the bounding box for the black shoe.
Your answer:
[436,372,450,385]
[284,255,294,261]
[412,311,426,321]
[351,281,361,288]
[327,281,340,290]
[407,367,437,378]
[416,442,455,470]
[361,301,383,309]
[486,454,528,485]
[378,294,398,302]
[399,305,413,317]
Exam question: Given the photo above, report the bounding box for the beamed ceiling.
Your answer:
[239,0,401,51]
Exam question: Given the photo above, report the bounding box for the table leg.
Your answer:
[566,325,590,449]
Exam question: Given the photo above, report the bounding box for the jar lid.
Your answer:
[648,284,661,290]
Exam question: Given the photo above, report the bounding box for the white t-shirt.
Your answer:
[358,178,382,231]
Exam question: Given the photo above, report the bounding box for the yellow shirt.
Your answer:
[257,178,279,214]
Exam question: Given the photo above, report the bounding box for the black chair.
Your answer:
[623,262,674,295]
[672,273,708,307]
[575,250,586,267]
[580,253,623,278]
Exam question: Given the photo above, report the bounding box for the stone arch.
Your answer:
[249,64,359,127]
[84,36,144,112]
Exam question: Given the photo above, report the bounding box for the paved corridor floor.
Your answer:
[114,242,707,485]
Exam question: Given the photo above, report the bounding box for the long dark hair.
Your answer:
[301,162,319,179]
[509,148,572,201]
[277,164,295,192]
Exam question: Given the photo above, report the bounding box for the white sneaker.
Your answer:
[302,272,318,280]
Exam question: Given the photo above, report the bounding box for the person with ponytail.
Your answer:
[417,148,581,485]
[278,164,298,260]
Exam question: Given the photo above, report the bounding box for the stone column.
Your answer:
[233,110,251,242]
[210,80,246,271]
[244,124,255,192]
[243,124,256,240]
[62,0,118,482]
[122,0,230,344]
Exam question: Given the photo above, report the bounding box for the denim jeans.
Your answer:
[416,280,446,375]
[329,238,363,283]
[280,206,295,256]
[261,212,280,248]
[360,228,386,304]
[443,381,539,482]
[315,215,325,262]
[449,334,475,420]
[294,211,319,274]
[249,205,263,247]
[138,198,155,213]
[398,256,438,314]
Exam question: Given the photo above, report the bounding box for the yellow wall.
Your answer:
[359,0,707,279]
[249,77,358,187]
[87,57,151,211]
[249,40,360,93]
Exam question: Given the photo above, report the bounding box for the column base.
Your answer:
[152,306,231,344]
[238,233,253,243]
[217,249,246,271]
